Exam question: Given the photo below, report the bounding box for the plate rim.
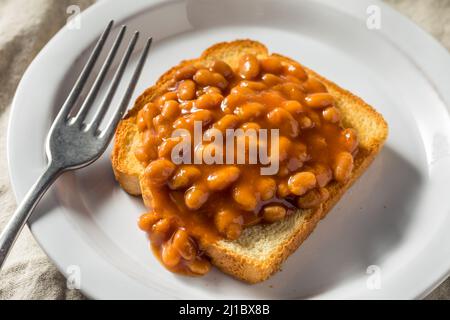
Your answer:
[6,0,450,299]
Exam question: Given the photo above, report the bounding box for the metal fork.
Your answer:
[0,21,152,269]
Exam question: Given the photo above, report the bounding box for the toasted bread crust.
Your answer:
[111,40,388,283]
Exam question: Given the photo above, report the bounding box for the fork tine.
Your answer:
[87,33,145,132]
[87,34,151,135]
[55,20,114,123]
[74,25,127,127]
[99,37,152,141]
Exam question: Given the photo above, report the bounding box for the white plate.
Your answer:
[7,0,450,299]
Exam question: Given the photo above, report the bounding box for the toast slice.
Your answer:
[111,40,388,283]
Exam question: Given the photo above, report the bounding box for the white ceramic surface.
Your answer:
[7,0,450,299]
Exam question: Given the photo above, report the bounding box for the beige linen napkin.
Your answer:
[0,0,448,300]
[0,0,95,300]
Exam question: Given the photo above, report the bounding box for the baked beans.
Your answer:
[135,53,359,276]
[214,209,244,240]
[238,54,260,80]
[322,107,341,123]
[333,151,354,183]
[232,181,257,211]
[256,177,276,201]
[143,159,176,186]
[305,93,334,108]
[262,73,283,86]
[235,102,265,121]
[284,62,308,80]
[303,77,327,93]
[210,60,233,79]
[263,205,287,223]
[175,65,197,81]
[195,93,224,110]
[207,166,240,191]
[161,100,181,120]
[185,184,209,210]
[193,69,228,90]
[169,165,201,190]
[260,56,284,74]
[288,172,317,196]
[341,128,358,153]
[267,107,299,138]
[177,80,196,101]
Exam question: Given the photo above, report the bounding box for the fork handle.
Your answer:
[0,163,61,269]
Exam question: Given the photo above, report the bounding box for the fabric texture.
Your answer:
[0,0,448,300]
[0,0,95,300]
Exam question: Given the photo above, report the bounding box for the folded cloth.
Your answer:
[0,0,448,300]
[0,0,95,300]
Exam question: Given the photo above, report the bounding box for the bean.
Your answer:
[161,100,180,120]
[238,54,260,80]
[305,93,334,108]
[341,128,358,153]
[277,82,305,102]
[143,159,176,186]
[161,242,181,268]
[141,102,159,129]
[298,116,313,129]
[277,136,292,162]
[288,171,317,196]
[239,80,267,91]
[221,93,247,113]
[333,151,354,183]
[256,177,276,201]
[151,218,172,242]
[232,183,257,211]
[234,102,265,121]
[185,185,209,210]
[210,60,233,79]
[171,228,196,261]
[214,114,240,131]
[195,93,223,109]
[177,80,196,101]
[267,107,299,138]
[284,62,307,80]
[187,258,211,275]
[157,92,178,105]
[322,107,341,123]
[174,65,197,81]
[204,86,222,95]
[262,73,282,86]
[310,163,332,188]
[138,211,161,231]
[282,100,306,115]
[189,109,213,127]
[260,56,284,74]
[277,179,290,197]
[158,137,183,159]
[193,69,228,90]
[137,112,147,132]
[263,205,287,223]
[240,122,261,131]
[169,165,202,190]
[214,209,244,240]
[303,77,327,93]
[207,166,240,191]
[153,114,166,127]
